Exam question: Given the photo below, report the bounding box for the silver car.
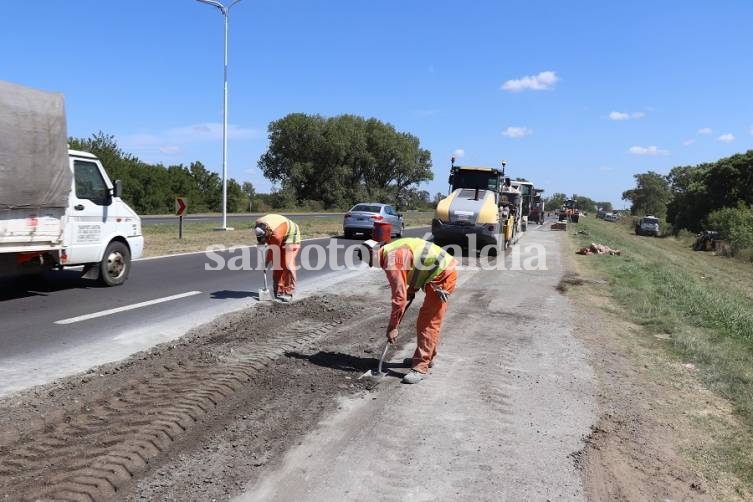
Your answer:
[343,203,404,238]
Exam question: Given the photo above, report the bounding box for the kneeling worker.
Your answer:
[254,214,301,302]
[359,238,457,384]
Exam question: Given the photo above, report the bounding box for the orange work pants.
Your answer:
[271,244,300,296]
[410,265,457,373]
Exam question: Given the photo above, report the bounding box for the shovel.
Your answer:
[257,245,274,301]
[360,297,414,379]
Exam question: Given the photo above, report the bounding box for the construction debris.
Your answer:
[551,221,567,231]
[576,243,622,256]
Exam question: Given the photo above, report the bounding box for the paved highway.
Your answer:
[0,228,431,396]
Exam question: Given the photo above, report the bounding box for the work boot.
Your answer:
[402,370,424,384]
[278,294,293,303]
[403,358,434,369]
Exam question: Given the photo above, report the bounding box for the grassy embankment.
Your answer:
[142,212,434,257]
[569,216,753,492]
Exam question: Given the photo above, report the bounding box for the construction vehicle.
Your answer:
[432,158,505,250]
[559,198,580,223]
[529,188,545,225]
[498,179,523,249]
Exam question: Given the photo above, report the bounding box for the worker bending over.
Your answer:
[360,238,457,384]
[254,214,301,302]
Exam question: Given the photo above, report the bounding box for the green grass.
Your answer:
[571,217,753,487]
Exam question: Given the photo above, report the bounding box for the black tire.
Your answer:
[99,241,130,286]
[344,229,354,239]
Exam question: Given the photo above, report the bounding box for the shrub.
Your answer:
[707,203,753,255]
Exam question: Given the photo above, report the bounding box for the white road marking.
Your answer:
[54,291,202,325]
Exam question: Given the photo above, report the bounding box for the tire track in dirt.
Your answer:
[0,296,361,501]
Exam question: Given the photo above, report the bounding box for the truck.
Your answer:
[432,158,505,251]
[0,81,143,286]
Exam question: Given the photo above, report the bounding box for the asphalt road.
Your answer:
[0,228,431,397]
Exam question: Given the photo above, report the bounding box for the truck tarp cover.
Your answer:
[0,81,72,209]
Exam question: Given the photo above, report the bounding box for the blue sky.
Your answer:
[3,0,752,207]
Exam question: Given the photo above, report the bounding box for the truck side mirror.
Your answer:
[113,179,123,198]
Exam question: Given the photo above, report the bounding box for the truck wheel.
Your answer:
[99,241,130,286]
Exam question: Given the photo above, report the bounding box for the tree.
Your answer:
[667,150,753,232]
[596,201,613,212]
[622,171,671,217]
[545,193,568,211]
[69,132,248,215]
[258,113,433,209]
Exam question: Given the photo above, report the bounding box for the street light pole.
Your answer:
[196,0,243,231]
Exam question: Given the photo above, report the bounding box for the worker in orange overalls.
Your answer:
[359,238,457,384]
[254,214,301,302]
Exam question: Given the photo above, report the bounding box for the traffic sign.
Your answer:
[176,197,187,216]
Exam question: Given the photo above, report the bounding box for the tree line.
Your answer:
[544,193,612,214]
[622,150,753,255]
[70,113,434,215]
[69,133,254,214]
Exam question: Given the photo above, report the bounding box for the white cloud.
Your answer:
[718,133,735,143]
[452,149,465,159]
[609,111,645,121]
[698,127,712,135]
[628,145,669,156]
[501,71,559,92]
[683,139,695,146]
[501,126,533,138]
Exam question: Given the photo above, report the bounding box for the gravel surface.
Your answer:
[0,225,716,501]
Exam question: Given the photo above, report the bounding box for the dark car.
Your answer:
[343,203,404,238]
[635,216,660,236]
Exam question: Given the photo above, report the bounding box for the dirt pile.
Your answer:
[0,294,396,501]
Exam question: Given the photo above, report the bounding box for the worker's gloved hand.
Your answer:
[386,327,399,344]
[432,284,450,303]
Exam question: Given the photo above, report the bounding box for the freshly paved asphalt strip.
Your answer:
[0,229,430,397]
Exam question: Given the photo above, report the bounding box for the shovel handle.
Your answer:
[377,342,390,374]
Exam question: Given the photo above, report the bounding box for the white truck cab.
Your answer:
[63,149,143,284]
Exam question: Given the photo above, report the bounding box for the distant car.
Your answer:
[604,213,618,222]
[635,216,660,236]
[343,203,404,238]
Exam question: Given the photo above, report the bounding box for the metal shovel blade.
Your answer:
[257,251,274,301]
[359,342,390,379]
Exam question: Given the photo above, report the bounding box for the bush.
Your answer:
[707,203,753,255]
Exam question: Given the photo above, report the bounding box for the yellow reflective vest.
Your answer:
[381,238,452,290]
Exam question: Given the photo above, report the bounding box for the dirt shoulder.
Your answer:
[563,233,751,501]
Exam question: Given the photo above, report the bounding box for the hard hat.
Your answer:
[356,239,379,263]
[255,226,266,244]
[362,239,379,250]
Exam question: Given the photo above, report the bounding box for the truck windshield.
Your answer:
[452,171,498,191]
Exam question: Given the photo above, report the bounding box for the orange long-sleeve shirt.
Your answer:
[380,246,411,331]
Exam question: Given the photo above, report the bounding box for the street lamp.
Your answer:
[196,0,243,231]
